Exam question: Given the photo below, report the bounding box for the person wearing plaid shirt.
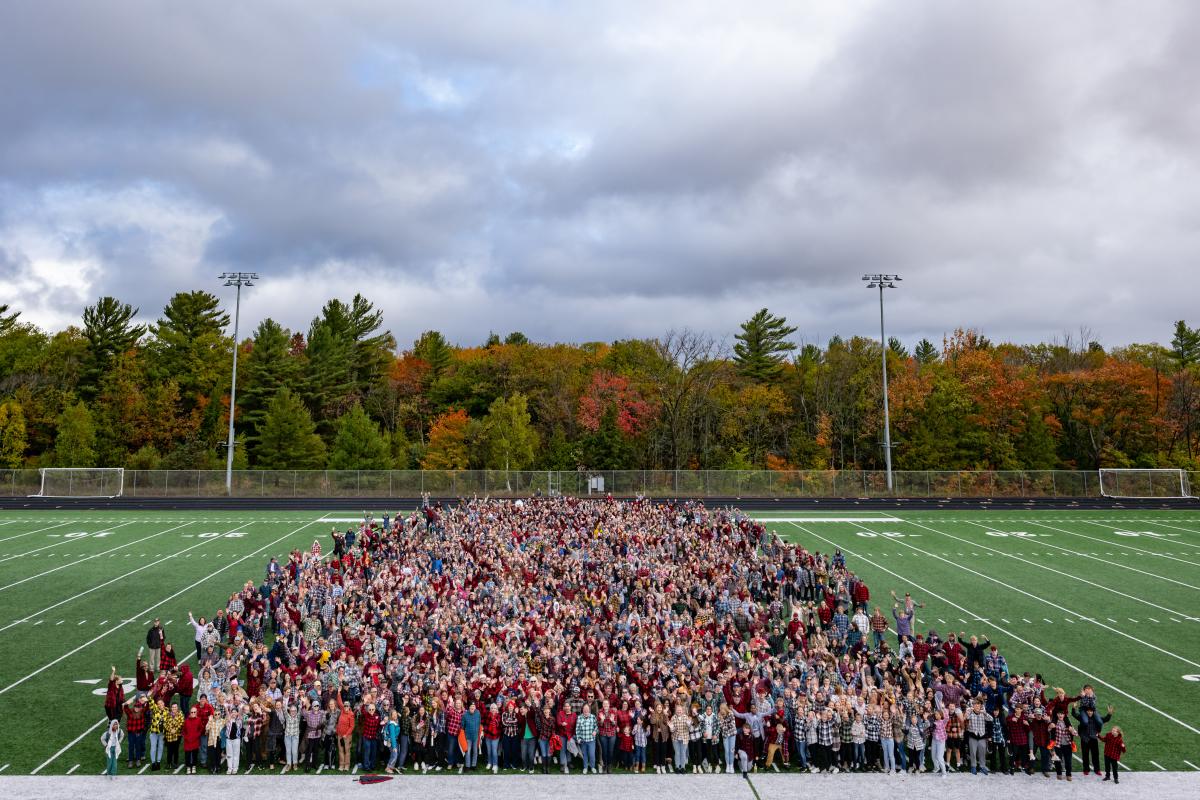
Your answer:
[444,699,464,769]
[864,710,882,769]
[1051,710,1075,781]
[989,708,1009,774]
[124,697,149,768]
[575,705,599,774]
[814,711,836,772]
[965,702,992,775]
[148,699,169,770]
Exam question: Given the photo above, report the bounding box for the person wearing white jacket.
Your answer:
[101,720,124,778]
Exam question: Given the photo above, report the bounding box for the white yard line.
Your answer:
[1141,519,1200,543]
[1149,760,1167,771]
[0,521,137,564]
[870,521,1200,667]
[790,522,1200,738]
[902,520,1198,620]
[1184,759,1200,770]
[1035,521,1200,565]
[0,523,193,594]
[0,525,234,635]
[961,521,1200,593]
[0,520,72,544]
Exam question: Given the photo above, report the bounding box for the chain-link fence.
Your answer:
[2,468,1196,498]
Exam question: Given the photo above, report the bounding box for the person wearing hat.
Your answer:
[101,719,124,778]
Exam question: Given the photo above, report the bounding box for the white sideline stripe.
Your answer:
[1141,520,1200,544]
[1150,760,1167,771]
[0,521,137,564]
[790,522,1200,737]
[0,520,71,544]
[1039,521,1200,565]
[174,764,184,774]
[884,520,1200,667]
[1184,759,1200,770]
[0,526,230,635]
[0,522,193,593]
[1,517,324,697]
[66,763,79,774]
[757,516,901,522]
[320,517,369,523]
[27,518,324,771]
[0,763,7,772]
[963,521,1200,593]
[907,519,1198,620]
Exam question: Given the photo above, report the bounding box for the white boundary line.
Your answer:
[861,520,1200,668]
[0,520,72,544]
[0,522,193,593]
[960,521,1200,592]
[1142,520,1200,541]
[0,523,237,635]
[789,522,1200,737]
[0,521,136,564]
[1,516,325,697]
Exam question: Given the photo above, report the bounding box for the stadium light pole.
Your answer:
[219,272,257,495]
[863,274,901,491]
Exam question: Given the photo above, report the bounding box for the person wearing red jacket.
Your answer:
[735,722,757,776]
[176,664,194,715]
[182,706,205,774]
[104,665,125,721]
[555,704,577,773]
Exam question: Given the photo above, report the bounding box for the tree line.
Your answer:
[0,294,1197,473]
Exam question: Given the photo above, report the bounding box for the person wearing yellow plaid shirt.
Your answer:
[148,698,169,771]
[164,703,185,770]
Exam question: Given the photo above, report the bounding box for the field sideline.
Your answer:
[0,508,1197,776]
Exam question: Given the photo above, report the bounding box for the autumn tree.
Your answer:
[421,409,470,470]
[54,400,98,467]
[733,308,797,382]
[0,400,27,468]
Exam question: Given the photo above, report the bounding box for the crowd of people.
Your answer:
[99,497,1127,782]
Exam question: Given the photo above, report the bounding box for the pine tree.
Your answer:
[914,338,940,365]
[328,403,392,469]
[1171,320,1200,369]
[583,406,632,470]
[80,297,145,399]
[54,400,98,467]
[254,389,326,469]
[240,319,303,455]
[0,400,27,468]
[412,331,453,378]
[0,303,20,336]
[146,291,230,409]
[733,308,797,381]
[888,337,909,359]
[483,393,538,475]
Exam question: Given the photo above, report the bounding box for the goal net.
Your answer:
[1098,468,1194,499]
[32,468,125,498]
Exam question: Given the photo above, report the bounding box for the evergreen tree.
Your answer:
[1171,320,1200,369]
[240,319,303,455]
[146,291,230,409]
[583,407,632,469]
[254,389,326,469]
[733,308,797,381]
[388,427,411,469]
[80,296,145,399]
[504,331,529,345]
[0,303,20,336]
[328,403,392,469]
[412,330,453,378]
[54,400,97,467]
[888,336,909,359]
[304,315,356,431]
[483,393,538,473]
[914,338,940,365]
[0,400,27,468]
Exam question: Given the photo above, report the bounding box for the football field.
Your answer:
[0,508,1196,775]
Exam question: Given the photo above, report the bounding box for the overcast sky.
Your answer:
[1,1,1197,351]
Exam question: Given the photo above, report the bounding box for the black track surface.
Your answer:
[1,496,1197,511]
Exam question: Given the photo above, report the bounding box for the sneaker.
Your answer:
[458,766,464,774]
[831,767,839,774]
[1103,776,1110,782]
[771,764,779,772]
[1067,776,1073,782]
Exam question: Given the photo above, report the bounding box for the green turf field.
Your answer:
[0,508,1196,775]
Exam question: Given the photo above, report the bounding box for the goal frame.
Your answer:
[32,467,125,498]
[1097,468,1194,499]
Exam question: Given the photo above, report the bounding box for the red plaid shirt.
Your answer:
[124,703,147,734]
[360,711,381,739]
[1100,732,1125,761]
[445,706,463,736]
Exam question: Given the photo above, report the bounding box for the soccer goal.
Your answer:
[1098,468,1194,499]
[32,468,125,498]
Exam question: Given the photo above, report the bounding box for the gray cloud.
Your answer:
[0,0,1197,349]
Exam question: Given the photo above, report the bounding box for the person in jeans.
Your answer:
[460,701,482,772]
[1050,709,1075,780]
[101,720,124,778]
[576,704,599,774]
[283,704,301,771]
[147,698,168,771]
[669,703,690,774]
[1073,702,1114,776]
[123,695,148,768]
[930,709,949,775]
[145,619,164,673]
[597,701,618,773]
